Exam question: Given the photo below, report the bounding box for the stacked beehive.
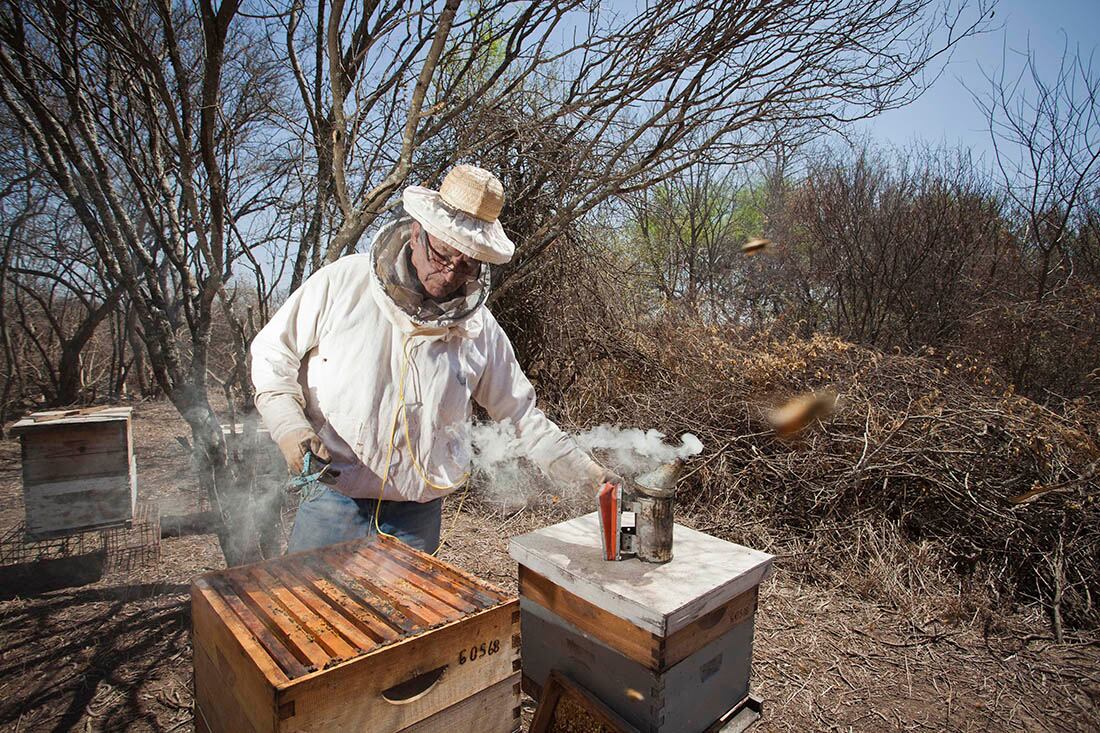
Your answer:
[11,407,136,539]
[192,536,521,733]
[510,512,774,733]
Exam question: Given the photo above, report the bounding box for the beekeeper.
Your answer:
[251,165,618,554]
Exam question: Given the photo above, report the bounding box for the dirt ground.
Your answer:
[0,400,1096,732]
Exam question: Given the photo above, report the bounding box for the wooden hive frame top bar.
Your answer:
[193,536,511,682]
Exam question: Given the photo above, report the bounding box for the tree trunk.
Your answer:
[175,388,282,566]
[54,289,123,405]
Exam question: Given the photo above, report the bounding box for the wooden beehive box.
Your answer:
[192,536,521,733]
[221,423,282,478]
[510,512,774,733]
[11,407,136,540]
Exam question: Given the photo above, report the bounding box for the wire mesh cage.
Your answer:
[0,521,104,565]
[103,501,161,571]
[0,501,160,572]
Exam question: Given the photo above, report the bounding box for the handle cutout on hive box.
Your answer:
[696,604,727,631]
[382,665,448,704]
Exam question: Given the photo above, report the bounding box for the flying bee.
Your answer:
[741,238,772,255]
[769,389,837,436]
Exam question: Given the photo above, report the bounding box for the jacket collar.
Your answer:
[367,219,486,340]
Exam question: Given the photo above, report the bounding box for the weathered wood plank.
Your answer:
[319,548,442,628]
[202,575,309,679]
[308,551,423,633]
[248,566,359,662]
[23,475,134,537]
[338,549,459,625]
[221,570,332,671]
[194,641,262,733]
[369,543,498,610]
[290,556,404,643]
[661,586,757,671]
[356,543,477,615]
[385,537,510,604]
[194,703,213,733]
[262,561,379,654]
[21,422,130,482]
[23,474,131,499]
[10,406,132,432]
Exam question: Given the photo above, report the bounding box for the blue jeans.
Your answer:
[287,486,443,555]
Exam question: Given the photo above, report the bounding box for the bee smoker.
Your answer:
[597,459,684,563]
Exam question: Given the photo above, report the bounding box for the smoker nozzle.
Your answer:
[631,458,684,498]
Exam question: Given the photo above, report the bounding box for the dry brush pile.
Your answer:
[547,316,1099,633]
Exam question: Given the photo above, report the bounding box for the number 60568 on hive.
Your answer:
[458,638,501,664]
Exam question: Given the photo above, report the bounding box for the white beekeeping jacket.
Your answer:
[250,219,599,502]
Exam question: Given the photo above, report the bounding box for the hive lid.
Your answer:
[192,535,512,683]
[509,512,773,636]
[11,406,132,434]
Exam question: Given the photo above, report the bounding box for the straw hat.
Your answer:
[402,165,516,265]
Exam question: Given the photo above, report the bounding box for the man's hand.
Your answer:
[586,461,623,493]
[277,428,331,476]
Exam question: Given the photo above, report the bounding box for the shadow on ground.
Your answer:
[0,580,192,731]
[0,554,108,602]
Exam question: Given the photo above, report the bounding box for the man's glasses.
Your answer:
[420,229,482,279]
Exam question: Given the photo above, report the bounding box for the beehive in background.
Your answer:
[511,513,774,733]
[192,536,521,733]
[11,407,136,540]
[222,422,282,478]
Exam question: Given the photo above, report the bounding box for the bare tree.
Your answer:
[974,42,1100,389]
[0,0,283,563]
[777,146,1009,349]
[623,165,751,317]
[2,213,123,406]
[275,0,991,293]
[0,0,991,563]
[1073,195,1100,287]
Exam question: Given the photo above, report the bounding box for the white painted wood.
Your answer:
[129,456,138,516]
[221,423,272,437]
[509,512,773,636]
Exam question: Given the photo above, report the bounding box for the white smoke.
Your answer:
[451,420,703,509]
[572,426,703,477]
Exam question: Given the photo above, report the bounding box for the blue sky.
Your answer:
[851,0,1100,162]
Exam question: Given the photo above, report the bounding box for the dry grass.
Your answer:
[545,319,1100,633]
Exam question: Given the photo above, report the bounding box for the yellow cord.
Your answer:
[372,331,471,556]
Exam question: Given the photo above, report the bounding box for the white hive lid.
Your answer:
[509,511,774,637]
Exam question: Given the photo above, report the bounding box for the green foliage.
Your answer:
[615,172,775,311]
[729,184,767,243]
